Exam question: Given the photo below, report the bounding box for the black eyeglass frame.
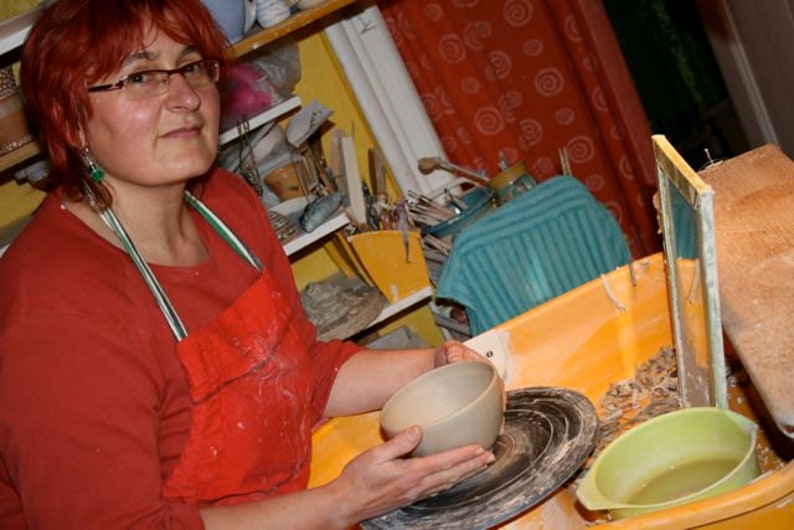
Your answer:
[87,59,221,95]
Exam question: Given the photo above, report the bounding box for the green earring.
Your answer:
[82,148,104,183]
[88,161,104,183]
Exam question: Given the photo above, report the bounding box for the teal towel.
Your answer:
[436,176,630,335]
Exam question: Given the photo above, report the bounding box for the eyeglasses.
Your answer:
[87,59,220,100]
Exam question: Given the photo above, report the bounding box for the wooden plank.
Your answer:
[700,144,794,436]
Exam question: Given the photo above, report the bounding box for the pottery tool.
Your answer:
[444,189,468,211]
[366,148,389,230]
[368,148,387,198]
[421,234,452,256]
[559,147,572,176]
[406,191,454,221]
[306,135,336,192]
[394,199,411,263]
[417,156,490,187]
[327,128,345,188]
[339,134,367,227]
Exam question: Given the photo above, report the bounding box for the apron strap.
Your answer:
[185,191,263,271]
[95,190,263,342]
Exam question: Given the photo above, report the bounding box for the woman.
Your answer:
[0,1,496,528]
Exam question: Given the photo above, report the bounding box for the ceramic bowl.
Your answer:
[576,407,760,519]
[380,361,504,456]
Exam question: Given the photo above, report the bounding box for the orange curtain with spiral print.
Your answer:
[378,0,661,257]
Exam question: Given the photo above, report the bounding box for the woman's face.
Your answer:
[84,29,220,190]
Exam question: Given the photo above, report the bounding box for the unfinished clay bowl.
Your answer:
[380,361,504,456]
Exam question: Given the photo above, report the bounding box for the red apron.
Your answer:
[162,268,315,505]
[98,191,317,506]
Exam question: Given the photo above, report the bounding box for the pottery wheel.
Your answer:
[361,387,598,530]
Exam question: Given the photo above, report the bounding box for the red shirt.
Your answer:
[0,169,359,529]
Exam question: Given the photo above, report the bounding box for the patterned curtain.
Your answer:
[377,0,661,256]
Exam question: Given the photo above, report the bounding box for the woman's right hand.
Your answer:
[328,425,495,526]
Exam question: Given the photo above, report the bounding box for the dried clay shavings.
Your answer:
[593,345,682,458]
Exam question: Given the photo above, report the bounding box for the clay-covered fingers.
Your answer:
[433,340,489,367]
[416,444,496,496]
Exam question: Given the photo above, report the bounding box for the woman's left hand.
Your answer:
[432,340,490,368]
[432,340,507,431]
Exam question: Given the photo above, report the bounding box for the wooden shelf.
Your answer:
[232,0,358,57]
[367,286,435,329]
[282,211,349,256]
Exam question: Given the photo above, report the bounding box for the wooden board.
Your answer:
[700,144,794,437]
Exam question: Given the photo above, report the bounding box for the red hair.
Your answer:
[20,0,232,203]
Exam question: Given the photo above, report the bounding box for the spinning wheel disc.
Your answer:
[362,387,598,530]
